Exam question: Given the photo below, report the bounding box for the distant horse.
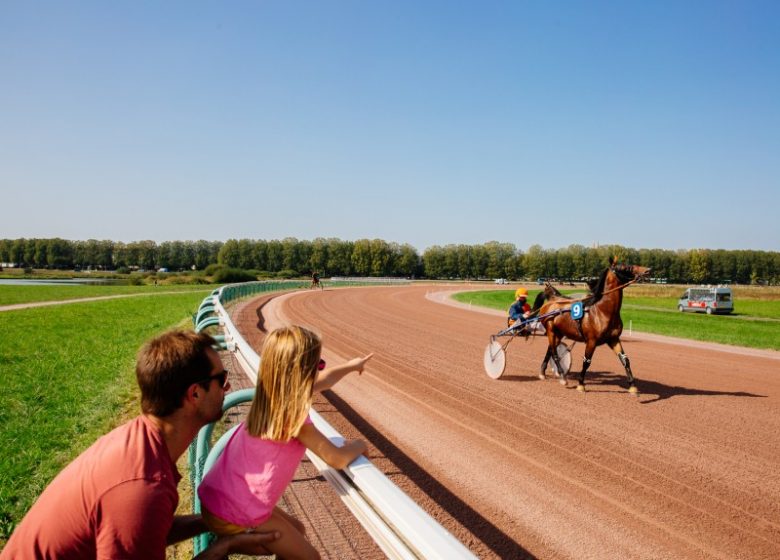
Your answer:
[536,262,651,393]
[526,281,590,320]
[537,281,591,304]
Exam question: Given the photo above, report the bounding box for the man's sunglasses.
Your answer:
[195,370,229,389]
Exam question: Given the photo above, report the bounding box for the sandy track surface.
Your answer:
[235,285,780,559]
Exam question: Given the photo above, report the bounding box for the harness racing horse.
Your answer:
[537,262,651,393]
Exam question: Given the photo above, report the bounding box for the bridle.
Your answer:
[560,266,642,302]
[599,266,642,297]
[540,266,644,309]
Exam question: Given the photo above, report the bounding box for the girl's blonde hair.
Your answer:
[246,326,321,441]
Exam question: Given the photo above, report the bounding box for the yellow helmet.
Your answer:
[515,288,528,298]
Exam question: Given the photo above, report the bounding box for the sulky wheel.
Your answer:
[550,342,572,376]
[483,340,506,379]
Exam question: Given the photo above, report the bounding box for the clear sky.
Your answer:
[2,1,778,252]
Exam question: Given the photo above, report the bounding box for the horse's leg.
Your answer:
[540,324,555,380]
[548,333,567,386]
[576,339,597,392]
[539,346,552,380]
[543,326,567,385]
[609,339,638,394]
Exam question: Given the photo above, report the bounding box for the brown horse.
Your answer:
[537,262,651,393]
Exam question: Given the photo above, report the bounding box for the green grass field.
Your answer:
[0,284,213,306]
[452,289,780,351]
[0,290,210,542]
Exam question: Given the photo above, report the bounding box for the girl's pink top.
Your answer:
[197,417,311,527]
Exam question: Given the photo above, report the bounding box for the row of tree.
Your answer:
[0,239,222,272]
[1,237,778,285]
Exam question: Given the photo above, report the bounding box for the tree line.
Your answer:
[1,237,778,285]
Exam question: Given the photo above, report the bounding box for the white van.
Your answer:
[677,286,733,315]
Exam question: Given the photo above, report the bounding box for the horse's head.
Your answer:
[611,263,651,283]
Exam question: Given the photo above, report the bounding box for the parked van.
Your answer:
[677,286,733,315]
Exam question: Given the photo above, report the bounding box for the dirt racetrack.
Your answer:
[234,284,780,560]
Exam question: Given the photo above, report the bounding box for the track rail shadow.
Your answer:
[323,390,536,559]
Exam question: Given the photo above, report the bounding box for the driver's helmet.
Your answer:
[515,288,529,299]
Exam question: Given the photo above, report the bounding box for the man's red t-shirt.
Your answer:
[1,415,180,560]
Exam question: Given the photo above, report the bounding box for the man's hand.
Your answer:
[194,530,280,559]
[225,530,281,555]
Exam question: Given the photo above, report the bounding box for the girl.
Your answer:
[197,326,371,560]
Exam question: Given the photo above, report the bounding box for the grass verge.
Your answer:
[452,289,780,351]
[0,290,210,543]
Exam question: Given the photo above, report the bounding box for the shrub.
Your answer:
[275,269,298,279]
[165,274,210,285]
[189,271,211,283]
[212,267,257,283]
[204,263,224,276]
[116,266,130,275]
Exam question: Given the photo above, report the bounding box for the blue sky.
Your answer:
[1,1,778,252]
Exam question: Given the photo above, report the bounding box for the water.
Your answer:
[0,278,124,286]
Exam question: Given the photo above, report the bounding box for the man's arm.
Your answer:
[168,513,279,558]
[95,481,277,560]
[167,515,208,545]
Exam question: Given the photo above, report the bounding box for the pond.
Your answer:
[0,278,125,286]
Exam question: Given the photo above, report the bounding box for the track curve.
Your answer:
[237,285,780,560]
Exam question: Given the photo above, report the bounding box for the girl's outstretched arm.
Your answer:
[313,353,373,393]
[297,423,368,470]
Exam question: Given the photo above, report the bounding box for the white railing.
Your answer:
[329,276,412,284]
[209,288,475,560]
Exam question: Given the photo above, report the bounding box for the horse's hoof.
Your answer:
[576,384,586,393]
[559,378,567,386]
[628,385,639,395]
[538,373,546,380]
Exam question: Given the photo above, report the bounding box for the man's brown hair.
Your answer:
[136,330,217,416]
